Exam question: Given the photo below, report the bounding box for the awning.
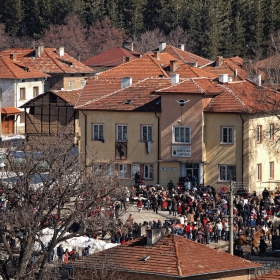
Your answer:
[1,107,21,115]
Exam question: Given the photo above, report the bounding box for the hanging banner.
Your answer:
[172,146,191,157]
[145,141,151,154]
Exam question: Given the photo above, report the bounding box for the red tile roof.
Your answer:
[0,56,49,79]
[163,45,213,67]
[252,269,280,279]
[174,64,217,79]
[0,48,94,74]
[75,78,121,108]
[1,107,21,115]
[75,78,171,111]
[51,89,81,106]
[70,234,260,278]
[82,47,141,67]
[97,53,170,80]
[204,80,280,113]
[156,78,224,96]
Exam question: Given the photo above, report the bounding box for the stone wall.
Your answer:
[248,256,280,278]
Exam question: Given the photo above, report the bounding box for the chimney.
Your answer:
[170,60,179,72]
[219,74,228,83]
[216,56,223,67]
[159,42,166,52]
[121,77,132,88]
[35,45,44,58]
[247,74,262,86]
[125,57,131,63]
[146,229,166,246]
[172,73,180,85]
[178,44,185,51]
[154,51,160,60]
[123,41,134,51]
[56,47,64,57]
[9,53,16,61]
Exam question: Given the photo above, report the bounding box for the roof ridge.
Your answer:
[44,49,65,73]
[221,84,252,113]
[170,46,187,64]
[172,235,182,276]
[155,78,188,92]
[147,54,169,78]
[191,78,205,93]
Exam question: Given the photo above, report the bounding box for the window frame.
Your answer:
[257,125,262,143]
[218,165,236,182]
[116,124,128,141]
[143,164,153,180]
[269,161,274,179]
[20,111,25,123]
[172,126,191,144]
[118,164,127,178]
[33,86,39,97]
[257,163,262,181]
[19,88,26,100]
[131,164,140,179]
[141,125,153,142]
[221,126,233,144]
[69,81,74,90]
[92,124,104,141]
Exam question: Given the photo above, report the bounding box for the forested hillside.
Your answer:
[1,0,280,60]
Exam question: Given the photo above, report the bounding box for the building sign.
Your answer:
[172,146,191,157]
[160,167,177,172]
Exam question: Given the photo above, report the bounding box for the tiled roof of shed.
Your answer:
[0,56,48,79]
[97,53,170,80]
[75,78,171,111]
[82,47,140,67]
[70,235,260,277]
[156,78,224,96]
[204,80,280,113]
[163,45,213,67]
[1,48,94,74]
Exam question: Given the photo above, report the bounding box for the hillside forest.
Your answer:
[1,0,280,61]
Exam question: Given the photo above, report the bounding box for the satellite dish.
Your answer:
[176,99,189,107]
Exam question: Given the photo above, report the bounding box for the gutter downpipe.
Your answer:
[239,114,244,184]
[155,112,160,185]
[82,110,87,165]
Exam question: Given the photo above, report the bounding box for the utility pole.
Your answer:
[229,180,234,255]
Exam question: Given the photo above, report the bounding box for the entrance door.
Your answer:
[2,116,14,135]
[186,163,199,183]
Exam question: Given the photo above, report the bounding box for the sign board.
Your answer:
[172,146,191,157]
[160,167,177,172]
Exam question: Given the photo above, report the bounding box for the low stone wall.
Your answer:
[247,255,280,278]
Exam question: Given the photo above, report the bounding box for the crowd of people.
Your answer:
[112,177,280,256]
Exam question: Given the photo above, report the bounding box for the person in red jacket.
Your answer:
[184,222,194,240]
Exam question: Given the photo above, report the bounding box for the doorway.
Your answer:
[186,163,199,182]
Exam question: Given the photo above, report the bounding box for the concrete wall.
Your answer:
[79,110,160,186]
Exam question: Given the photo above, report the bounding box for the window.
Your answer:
[269,124,274,141]
[20,88,26,100]
[218,165,236,181]
[257,164,262,181]
[118,164,127,178]
[116,125,127,141]
[131,164,140,178]
[269,162,274,179]
[81,80,87,88]
[69,81,74,90]
[92,124,104,141]
[221,127,233,144]
[257,125,262,143]
[144,164,153,179]
[141,125,153,141]
[20,111,25,123]
[173,126,191,143]
[33,86,39,97]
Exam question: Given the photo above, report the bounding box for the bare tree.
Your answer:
[0,133,125,280]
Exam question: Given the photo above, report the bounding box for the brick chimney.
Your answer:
[154,51,160,60]
[159,42,166,52]
[146,228,166,246]
[170,60,179,72]
[35,44,44,58]
[56,47,64,57]
[172,73,180,85]
[121,77,132,88]
[219,74,228,83]
[216,56,223,67]
[9,53,16,61]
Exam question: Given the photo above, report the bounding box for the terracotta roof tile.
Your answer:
[50,89,81,106]
[0,56,49,79]
[97,53,169,80]
[163,45,213,67]
[156,78,224,96]
[75,78,171,111]
[82,47,140,67]
[174,64,217,79]
[0,48,94,74]
[1,107,21,114]
[204,80,280,113]
[69,235,260,277]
